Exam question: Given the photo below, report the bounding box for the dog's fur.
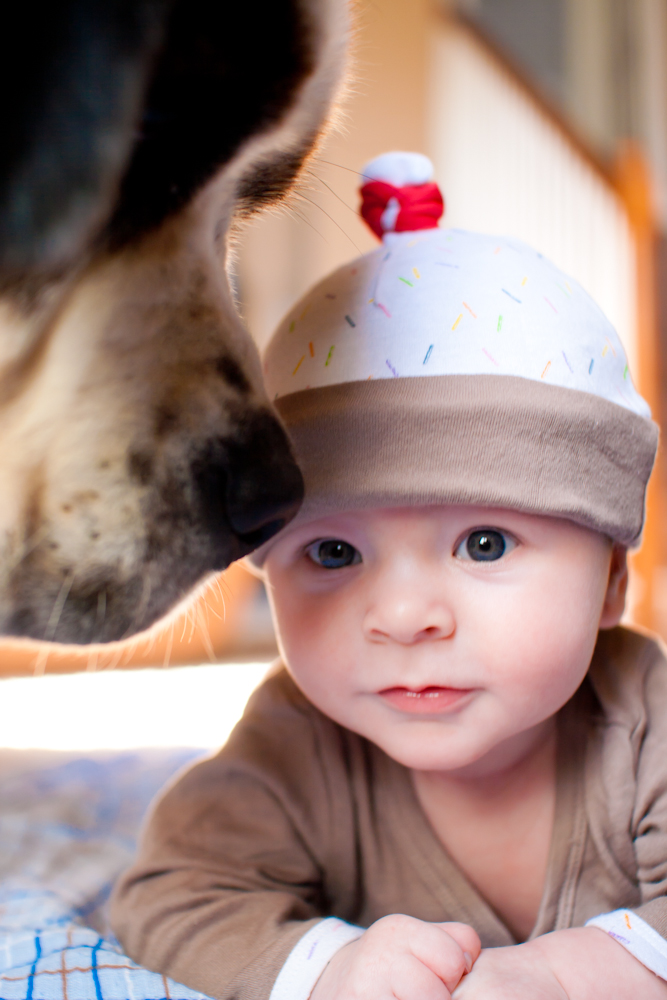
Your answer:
[0,0,348,644]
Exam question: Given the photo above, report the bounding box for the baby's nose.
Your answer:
[364,599,455,645]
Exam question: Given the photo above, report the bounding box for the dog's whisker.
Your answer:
[117,571,154,645]
[202,597,223,622]
[7,524,51,573]
[311,173,359,217]
[282,202,331,245]
[296,192,362,252]
[162,621,174,668]
[213,579,227,623]
[188,605,198,644]
[33,646,50,677]
[42,570,74,644]
[143,629,158,657]
[195,602,216,662]
[314,158,364,177]
[180,607,190,643]
[106,649,122,671]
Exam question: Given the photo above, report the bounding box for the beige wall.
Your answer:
[237,0,435,348]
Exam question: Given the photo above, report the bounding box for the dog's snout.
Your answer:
[192,409,304,559]
[226,411,305,545]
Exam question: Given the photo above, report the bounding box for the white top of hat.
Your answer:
[263,226,649,419]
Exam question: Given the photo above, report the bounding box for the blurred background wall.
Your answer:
[4,0,667,677]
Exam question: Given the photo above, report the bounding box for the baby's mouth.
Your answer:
[379,686,473,714]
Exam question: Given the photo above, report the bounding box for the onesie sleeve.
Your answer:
[110,669,363,1000]
[585,631,667,980]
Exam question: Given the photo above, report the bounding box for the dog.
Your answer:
[0,0,348,645]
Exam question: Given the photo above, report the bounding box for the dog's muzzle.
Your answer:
[191,408,304,563]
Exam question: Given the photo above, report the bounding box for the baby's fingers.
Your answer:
[404,920,478,992]
[390,954,462,1000]
[434,922,481,969]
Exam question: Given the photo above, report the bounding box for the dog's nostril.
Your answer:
[191,408,304,560]
[225,410,304,544]
[236,517,289,549]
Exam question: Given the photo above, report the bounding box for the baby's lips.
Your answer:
[378,686,474,714]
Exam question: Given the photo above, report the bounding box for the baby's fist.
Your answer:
[310,914,480,1000]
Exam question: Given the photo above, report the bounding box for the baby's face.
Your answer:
[263,506,626,777]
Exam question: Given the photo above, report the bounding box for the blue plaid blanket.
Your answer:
[0,749,213,1000]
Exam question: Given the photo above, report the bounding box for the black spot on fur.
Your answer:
[127,448,154,485]
[154,403,178,437]
[214,355,250,394]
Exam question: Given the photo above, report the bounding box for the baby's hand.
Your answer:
[451,939,567,999]
[310,915,480,1000]
[452,927,667,1000]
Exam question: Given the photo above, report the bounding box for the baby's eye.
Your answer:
[306,539,362,569]
[455,528,516,563]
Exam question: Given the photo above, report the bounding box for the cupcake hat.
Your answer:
[256,152,658,559]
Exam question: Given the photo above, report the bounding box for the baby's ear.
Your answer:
[599,544,628,629]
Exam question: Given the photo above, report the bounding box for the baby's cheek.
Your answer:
[494,641,590,726]
[277,591,348,677]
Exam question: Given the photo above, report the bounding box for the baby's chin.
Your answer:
[354,715,498,774]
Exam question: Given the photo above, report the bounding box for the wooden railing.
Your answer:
[431,12,665,634]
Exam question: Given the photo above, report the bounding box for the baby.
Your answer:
[112,152,667,1000]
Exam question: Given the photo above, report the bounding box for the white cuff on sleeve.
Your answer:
[586,908,667,981]
[269,917,364,1000]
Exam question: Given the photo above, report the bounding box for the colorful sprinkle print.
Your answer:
[266,228,644,422]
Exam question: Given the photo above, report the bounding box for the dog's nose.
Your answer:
[225,410,305,546]
[192,409,304,559]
